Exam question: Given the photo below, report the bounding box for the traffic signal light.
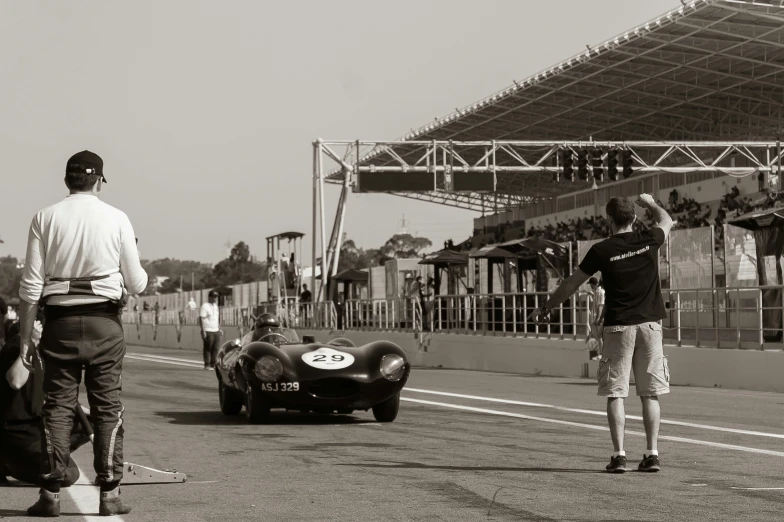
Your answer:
[577,149,589,181]
[591,148,604,182]
[622,149,634,178]
[561,148,575,182]
[607,148,619,181]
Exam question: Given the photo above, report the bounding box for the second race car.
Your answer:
[214,313,411,424]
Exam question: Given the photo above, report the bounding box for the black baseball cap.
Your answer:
[66,150,106,183]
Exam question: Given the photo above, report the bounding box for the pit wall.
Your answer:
[123,324,784,394]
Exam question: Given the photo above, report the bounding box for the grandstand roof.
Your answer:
[327,0,784,210]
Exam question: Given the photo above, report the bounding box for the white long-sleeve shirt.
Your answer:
[19,193,148,306]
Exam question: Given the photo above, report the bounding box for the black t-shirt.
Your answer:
[578,227,667,327]
[300,290,312,303]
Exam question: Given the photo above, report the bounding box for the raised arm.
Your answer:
[637,193,673,240]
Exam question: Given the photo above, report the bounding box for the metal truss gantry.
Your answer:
[311,139,783,301]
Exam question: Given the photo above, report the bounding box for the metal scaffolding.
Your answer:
[311,138,783,301]
[308,0,784,302]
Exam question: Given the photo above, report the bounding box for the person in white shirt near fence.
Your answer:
[199,291,222,370]
[586,277,605,361]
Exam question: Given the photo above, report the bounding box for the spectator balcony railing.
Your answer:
[123,286,783,351]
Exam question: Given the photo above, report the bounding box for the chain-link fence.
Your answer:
[722,224,780,287]
[668,226,715,289]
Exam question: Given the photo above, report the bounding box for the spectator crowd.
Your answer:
[453,186,784,256]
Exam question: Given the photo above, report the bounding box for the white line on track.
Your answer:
[730,487,784,491]
[405,387,784,440]
[126,353,205,364]
[124,353,784,456]
[65,465,125,521]
[125,354,203,368]
[401,398,784,458]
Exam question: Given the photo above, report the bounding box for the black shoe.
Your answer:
[606,455,627,473]
[638,454,661,472]
[99,487,132,516]
[27,489,60,517]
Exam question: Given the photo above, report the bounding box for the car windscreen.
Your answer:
[281,328,300,342]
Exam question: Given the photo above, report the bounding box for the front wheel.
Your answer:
[219,380,243,416]
[372,392,400,422]
[246,386,272,424]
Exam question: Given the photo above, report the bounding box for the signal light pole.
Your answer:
[591,148,604,183]
[577,149,589,181]
[561,148,575,182]
[622,149,634,178]
[607,148,619,181]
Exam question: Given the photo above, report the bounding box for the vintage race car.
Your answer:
[214,314,411,424]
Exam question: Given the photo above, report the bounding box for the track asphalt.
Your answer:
[1,344,782,521]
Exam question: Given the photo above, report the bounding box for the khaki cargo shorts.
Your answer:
[597,321,670,398]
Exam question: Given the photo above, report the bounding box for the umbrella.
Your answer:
[332,268,369,282]
[468,244,516,259]
[496,237,568,259]
[727,207,784,231]
[419,249,468,266]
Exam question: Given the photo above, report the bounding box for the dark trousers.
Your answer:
[202,332,220,367]
[0,425,87,487]
[39,304,126,489]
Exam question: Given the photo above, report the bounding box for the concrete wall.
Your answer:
[124,324,784,394]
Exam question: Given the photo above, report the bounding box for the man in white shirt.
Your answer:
[187,297,197,310]
[15,150,146,517]
[199,291,222,370]
[586,277,606,361]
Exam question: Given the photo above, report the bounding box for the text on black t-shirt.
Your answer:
[578,227,667,327]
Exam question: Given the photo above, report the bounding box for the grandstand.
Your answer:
[327,0,784,205]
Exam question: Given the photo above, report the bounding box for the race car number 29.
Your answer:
[302,347,355,370]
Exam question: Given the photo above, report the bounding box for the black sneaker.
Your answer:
[606,455,627,473]
[638,454,661,472]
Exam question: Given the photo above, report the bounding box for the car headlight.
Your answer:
[380,354,406,381]
[254,356,283,383]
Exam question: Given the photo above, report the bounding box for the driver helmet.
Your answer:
[256,313,281,331]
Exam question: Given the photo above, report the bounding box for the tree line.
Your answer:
[0,234,432,301]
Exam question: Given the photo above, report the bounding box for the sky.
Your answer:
[0,0,680,265]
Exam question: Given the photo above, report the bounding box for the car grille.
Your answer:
[308,378,359,399]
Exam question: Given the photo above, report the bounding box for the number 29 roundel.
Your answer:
[302,347,355,370]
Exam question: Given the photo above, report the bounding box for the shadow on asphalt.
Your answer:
[335,461,605,473]
[0,509,85,517]
[154,410,378,426]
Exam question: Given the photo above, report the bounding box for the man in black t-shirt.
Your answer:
[529,194,673,474]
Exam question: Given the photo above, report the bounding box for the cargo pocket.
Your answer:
[602,324,627,344]
[597,357,611,388]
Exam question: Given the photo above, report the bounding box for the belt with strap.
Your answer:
[41,273,127,310]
